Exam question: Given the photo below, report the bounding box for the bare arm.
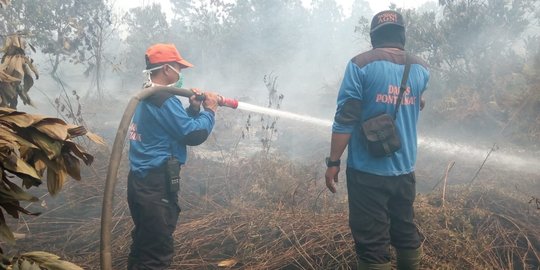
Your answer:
[329,133,350,161]
[325,132,351,193]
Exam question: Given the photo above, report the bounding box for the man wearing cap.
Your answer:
[325,10,429,270]
[127,43,219,269]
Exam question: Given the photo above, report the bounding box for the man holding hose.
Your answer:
[127,43,219,269]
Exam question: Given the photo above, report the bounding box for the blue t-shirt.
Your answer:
[128,93,215,177]
[332,48,429,176]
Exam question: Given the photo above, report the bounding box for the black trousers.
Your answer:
[127,167,181,270]
[346,168,421,264]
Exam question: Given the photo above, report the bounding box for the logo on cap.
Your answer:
[378,12,398,24]
[370,10,404,33]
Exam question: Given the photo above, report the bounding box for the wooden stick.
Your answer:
[442,161,455,230]
[441,161,455,209]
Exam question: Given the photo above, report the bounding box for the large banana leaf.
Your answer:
[0,109,97,254]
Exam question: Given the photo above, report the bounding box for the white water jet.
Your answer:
[236,102,540,174]
[237,102,333,127]
[418,137,540,174]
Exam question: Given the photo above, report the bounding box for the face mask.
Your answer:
[166,64,184,88]
[142,64,184,88]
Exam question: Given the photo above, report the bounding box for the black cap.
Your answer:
[370,10,405,33]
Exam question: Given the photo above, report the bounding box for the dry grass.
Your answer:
[1,107,537,269]
[4,149,538,269]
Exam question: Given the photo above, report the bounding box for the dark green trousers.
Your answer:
[346,168,421,264]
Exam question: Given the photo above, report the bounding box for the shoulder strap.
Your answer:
[393,53,411,119]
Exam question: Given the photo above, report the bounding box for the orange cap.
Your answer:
[145,43,193,68]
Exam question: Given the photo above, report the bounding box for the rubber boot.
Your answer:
[357,260,391,270]
[396,247,422,270]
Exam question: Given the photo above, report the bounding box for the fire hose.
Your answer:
[100,86,237,270]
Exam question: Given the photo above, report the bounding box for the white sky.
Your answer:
[115,0,436,17]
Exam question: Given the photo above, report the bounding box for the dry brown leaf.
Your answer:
[63,141,93,165]
[0,126,36,149]
[27,59,39,79]
[0,70,18,82]
[30,131,63,160]
[41,260,84,270]
[2,55,25,79]
[34,151,60,173]
[86,131,106,145]
[20,251,61,263]
[35,122,69,141]
[20,174,42,189]
[0,107,16,115]
[13,232,26,240]
[217,258,239,268]
[3,157,41,180]
[0,82,17,100]
[34,117,67,126]
[0,219,15,245]
[66,124,87,137]
[0,113,36,128]
[46,167,67,196]
[33,158,47,177]
[62,153,81,181]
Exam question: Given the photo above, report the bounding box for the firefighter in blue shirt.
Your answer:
[325,11,429,270]
[127,43,219,269]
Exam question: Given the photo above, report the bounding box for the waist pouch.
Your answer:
[165,158,181,193]
[361,113,401,157]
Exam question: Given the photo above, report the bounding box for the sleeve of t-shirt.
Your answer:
[332,61,364,134]
[153,97,215,145]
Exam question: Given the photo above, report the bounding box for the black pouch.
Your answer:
[361,113,401,157]
[166,158,181,193]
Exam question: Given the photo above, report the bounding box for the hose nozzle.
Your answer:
[192,90,238,109]
[218,96,239,109]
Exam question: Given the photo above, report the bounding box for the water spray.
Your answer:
[100,86,238,270]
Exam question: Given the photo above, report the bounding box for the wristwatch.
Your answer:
[325,157,341,167]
